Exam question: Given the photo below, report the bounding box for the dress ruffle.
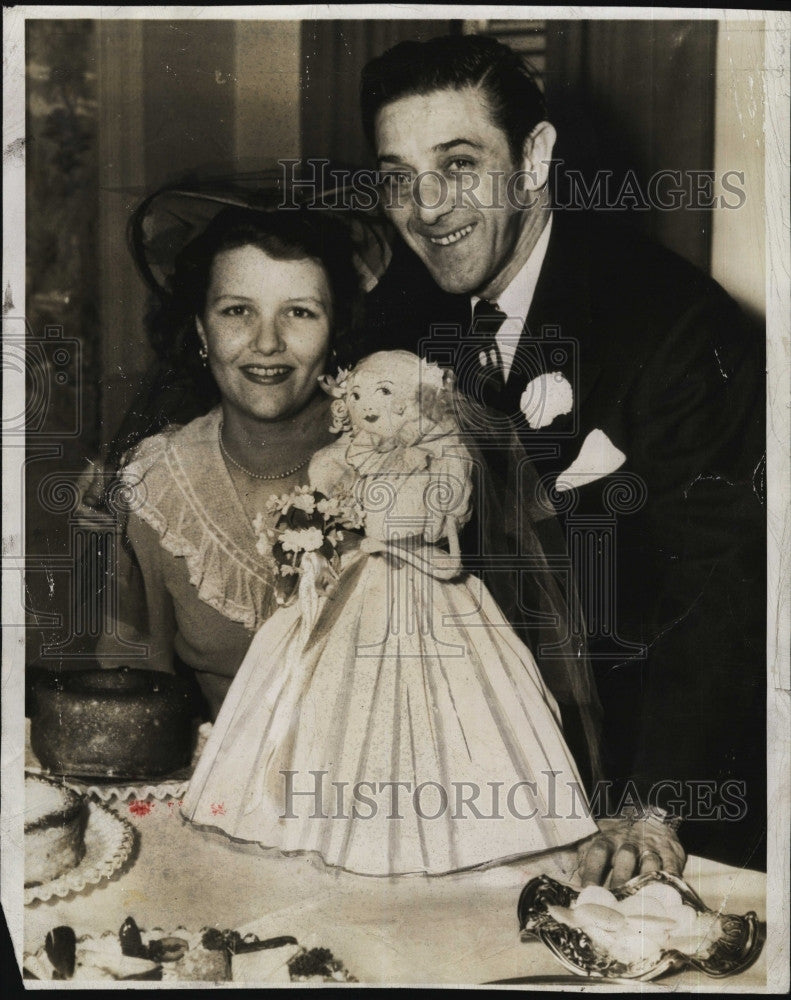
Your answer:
[342,428,474,547]
[120,411,277,631]
[345,417,455,475]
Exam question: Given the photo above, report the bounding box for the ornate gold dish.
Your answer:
[517,870,764,981]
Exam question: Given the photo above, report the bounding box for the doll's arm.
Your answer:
[422,446,473,545]
[440,517,462,576]
[417,448,469,580]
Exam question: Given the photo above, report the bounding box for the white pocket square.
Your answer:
[555,429,626,493]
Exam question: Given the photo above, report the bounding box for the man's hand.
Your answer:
[576,817,686,888]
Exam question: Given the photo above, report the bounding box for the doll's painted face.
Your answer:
[346,368,417,438]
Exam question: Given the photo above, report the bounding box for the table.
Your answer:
[24,797,766,988]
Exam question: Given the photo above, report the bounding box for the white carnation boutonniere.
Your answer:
[520,372,573,430]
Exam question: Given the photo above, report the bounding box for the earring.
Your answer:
[198,344,208,366]
[325,346,339,375]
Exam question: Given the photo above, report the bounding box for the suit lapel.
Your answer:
[504,212,603,438]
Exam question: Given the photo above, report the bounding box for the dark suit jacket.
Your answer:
[364,210,766,867]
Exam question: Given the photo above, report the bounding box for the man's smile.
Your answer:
[426,223,475,247]
[364,414,380,423]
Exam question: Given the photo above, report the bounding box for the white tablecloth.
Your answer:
[24,797,766,987]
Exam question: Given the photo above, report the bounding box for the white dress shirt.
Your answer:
[471,213,553,382]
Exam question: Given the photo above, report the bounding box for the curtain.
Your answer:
[545,20,717,272]
[300,20,458,169]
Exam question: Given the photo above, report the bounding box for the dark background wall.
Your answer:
[300,19,457,167]
[545,20,718,273]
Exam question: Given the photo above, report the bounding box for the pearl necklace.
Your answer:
[219,422,310,480]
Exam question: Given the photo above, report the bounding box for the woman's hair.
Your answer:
[146,205,365,402]
[97,205,365,480]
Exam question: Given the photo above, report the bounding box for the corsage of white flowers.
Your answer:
[520,372,574,429]
[253,486,365,605]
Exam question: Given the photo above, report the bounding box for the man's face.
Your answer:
[375,87,533,296]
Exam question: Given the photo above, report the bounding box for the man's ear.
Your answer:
[519,121,557,190]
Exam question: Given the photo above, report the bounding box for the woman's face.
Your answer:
[196,244,332,423]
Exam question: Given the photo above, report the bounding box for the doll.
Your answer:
[182,351,597,876]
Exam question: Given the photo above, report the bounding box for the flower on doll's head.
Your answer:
[318,367,351,396]
[328,397,351,435]
[279,526,325,553]
[418,357,447,392]
[334,366,351,388]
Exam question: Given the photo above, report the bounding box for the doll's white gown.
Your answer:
[181,429,597,875]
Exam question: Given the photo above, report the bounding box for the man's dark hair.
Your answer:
[360,34,546,163]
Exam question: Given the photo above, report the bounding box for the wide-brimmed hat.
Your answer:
[129,166,394,296]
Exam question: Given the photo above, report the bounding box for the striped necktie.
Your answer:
[461,298,506,408]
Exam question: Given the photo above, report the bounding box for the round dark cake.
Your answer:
[30,668,194,779]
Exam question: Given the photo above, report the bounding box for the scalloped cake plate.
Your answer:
[24,800,135,905]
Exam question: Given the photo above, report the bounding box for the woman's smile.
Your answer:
[240,363,294,384]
